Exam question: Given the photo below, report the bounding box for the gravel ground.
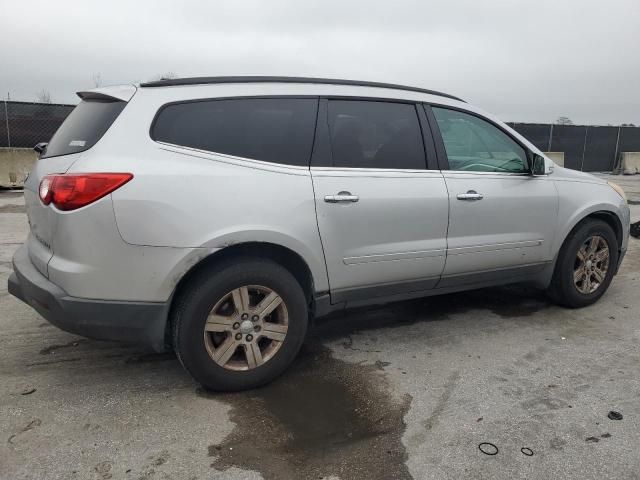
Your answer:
[1,176,640,480]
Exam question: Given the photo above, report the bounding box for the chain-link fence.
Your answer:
[1,100,75,149]
[507,122,640,172]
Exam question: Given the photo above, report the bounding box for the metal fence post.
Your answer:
[3,96,10,148]
[612,126,621,172]
[580,126,588,171]
[547,124,553,152]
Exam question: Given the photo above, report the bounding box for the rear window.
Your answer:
[151,98,318,166]
[42,100,126,158]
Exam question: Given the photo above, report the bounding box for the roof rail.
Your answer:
[139,76,464,102]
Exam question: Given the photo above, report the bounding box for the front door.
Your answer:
[312,99,449,302]
[428,105,558,285]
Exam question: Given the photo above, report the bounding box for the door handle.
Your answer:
[324,191,359,203]
[457,190,484,201]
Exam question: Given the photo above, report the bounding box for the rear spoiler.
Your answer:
[76,85,137,102]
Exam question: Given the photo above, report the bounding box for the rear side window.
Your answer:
[42,100,126,158]
[152,98,318,166]
[327,100,426,169]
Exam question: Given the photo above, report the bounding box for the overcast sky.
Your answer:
[1,0,638,125]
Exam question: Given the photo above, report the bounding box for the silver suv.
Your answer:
[9,77,630,391]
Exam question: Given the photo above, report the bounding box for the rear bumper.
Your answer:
[8,244,169,352]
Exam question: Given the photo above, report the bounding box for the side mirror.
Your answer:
[33,142,48,156]
[530,154,546,176]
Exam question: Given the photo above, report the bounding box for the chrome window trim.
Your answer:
[156,143,311,176]
[442,170,550,178]
[309,166,444,178]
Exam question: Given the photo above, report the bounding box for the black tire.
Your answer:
[171,257,308,391]
[547,219,618,308]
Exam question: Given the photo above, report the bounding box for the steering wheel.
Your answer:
[495,157,525,172]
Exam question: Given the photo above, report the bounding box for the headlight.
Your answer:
[607,181,627,201]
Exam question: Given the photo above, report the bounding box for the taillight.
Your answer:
[39,176,53,205]
[39,173,133,211]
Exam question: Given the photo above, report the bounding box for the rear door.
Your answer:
[426,105,558,286]
[311,99,449,303]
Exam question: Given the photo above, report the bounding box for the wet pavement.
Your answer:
[1,186,640,480]
[203,343,411,480]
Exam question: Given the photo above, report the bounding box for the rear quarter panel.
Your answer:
[46,195,214,302]
[107,147,329,293]
[57,156,322,302]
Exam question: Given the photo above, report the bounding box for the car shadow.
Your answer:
[30,284,553,382]
[312,284,553,343]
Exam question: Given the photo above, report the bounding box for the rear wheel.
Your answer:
[548,219,618,308]
[171,258,308,391]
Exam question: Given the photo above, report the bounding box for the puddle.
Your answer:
[203,341,412,480]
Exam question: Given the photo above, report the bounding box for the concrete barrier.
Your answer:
[0,148,37,188]
[544,152,565,167]
[621,152,640,175]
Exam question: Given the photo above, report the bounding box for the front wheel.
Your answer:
[171,258,308,391]
[547,219,618,308]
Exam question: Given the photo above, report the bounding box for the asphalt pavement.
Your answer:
[1,179,639,480]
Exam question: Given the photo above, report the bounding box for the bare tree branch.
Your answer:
[92,73,103,88]
[556,116,573,125]
[150,71,178,81]
[36,89,52,103]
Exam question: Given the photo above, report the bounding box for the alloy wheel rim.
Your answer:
[203,285,289,371]
[573,235,610,294]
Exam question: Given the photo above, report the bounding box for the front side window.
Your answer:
[432,107,528,173]
[152,98,317,166]
[327,100,426,169]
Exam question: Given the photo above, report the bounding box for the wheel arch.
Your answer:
[588,211,624,250]
[559,208,624,254]
[165,241,321,346]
